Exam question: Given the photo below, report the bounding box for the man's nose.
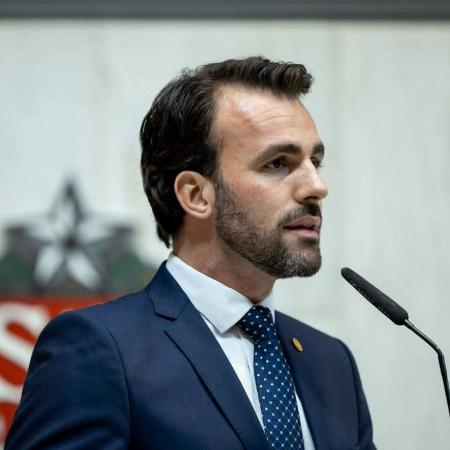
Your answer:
[293,163,328,204]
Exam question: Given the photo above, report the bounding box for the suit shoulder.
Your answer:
[276,310,338,341]
[42,288,154,339]
[276,310,348,355]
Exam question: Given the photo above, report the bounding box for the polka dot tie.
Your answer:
[238,305,304,450]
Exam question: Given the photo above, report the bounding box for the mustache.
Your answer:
[278,204,322,227]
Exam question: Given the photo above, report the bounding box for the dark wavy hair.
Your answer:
[140,56,313,247]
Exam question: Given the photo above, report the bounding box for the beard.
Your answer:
[212,172,322,278]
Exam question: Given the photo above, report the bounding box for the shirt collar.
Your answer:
[166,254,275,334]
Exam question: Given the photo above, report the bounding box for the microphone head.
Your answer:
[341,267,409,325]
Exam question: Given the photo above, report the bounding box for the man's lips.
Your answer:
[282,215,321,239]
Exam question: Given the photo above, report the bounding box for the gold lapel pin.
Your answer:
[292,337,303,352]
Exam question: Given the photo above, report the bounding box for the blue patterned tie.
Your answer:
[238,305,304,450]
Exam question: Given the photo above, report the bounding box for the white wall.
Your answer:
[0,20,449,449]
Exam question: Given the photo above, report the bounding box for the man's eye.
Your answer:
[265,158,287,170]
[312,159,324,169]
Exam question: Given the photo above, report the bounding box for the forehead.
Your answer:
[212,84,319,156]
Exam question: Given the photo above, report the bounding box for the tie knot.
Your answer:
[237,305,277,343]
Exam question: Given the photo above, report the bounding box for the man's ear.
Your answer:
[174,171,215,220]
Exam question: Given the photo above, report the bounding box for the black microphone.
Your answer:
[341,267,450,418]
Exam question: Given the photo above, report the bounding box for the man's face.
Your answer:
[211,85,328,278]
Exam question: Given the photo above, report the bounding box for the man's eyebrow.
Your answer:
[253,141,325,165]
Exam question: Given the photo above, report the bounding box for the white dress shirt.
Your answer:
[166,254,315,450]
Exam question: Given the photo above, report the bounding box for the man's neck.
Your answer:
[173,237,275,303]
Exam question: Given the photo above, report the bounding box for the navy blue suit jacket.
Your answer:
[6,263,375,450]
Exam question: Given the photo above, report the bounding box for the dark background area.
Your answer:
[1,0,449,20]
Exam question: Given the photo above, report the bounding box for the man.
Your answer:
[6,57,375,450]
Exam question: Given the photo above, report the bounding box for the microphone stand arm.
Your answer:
[404,319,450,417]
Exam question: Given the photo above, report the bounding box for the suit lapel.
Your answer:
[146,264,270,450]
[276,312,329,450]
